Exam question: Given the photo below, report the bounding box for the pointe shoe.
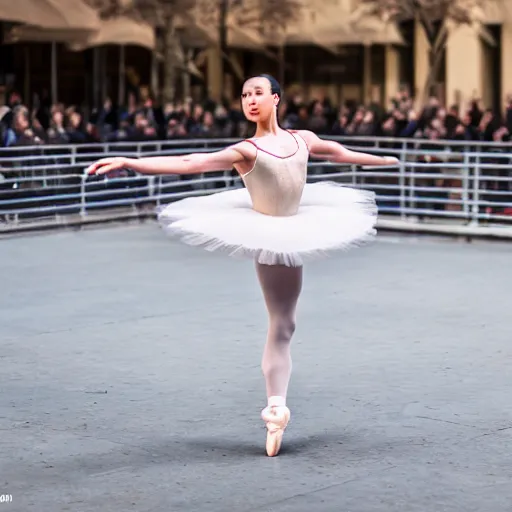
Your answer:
[261,405,290,457]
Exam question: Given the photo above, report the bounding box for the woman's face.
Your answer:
[53,111,63,125]
[241,77,279,123]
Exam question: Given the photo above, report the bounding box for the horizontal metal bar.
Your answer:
[0,190,477,209]
[1,135,512,156]
[377,207,471,218]
[2,136,512,235]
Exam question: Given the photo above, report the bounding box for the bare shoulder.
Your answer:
[289,129,321,149]
[231,139,258,160]
[204,140,256,165]
[228,140,258,175]
[289,130,346,159]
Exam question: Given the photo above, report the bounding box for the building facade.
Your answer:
[1,4,511,113]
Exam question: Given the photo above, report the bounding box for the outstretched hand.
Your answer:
[86,157,133,176]
[383,156,399,166]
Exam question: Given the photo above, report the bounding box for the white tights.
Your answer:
[256,262,303,405]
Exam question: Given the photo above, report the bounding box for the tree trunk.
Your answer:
[420,47,444,103]
[219,0,228,96]
[151,50,159,101]
[217,0,245,100]
[418,18,448,104]
[162,14,176,103]
[278,45,285,89]
[182,49,193,100]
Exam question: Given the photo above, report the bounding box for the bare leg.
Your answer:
[256,262,302,399]
[255,261,303,456]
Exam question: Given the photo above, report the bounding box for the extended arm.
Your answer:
[297,130,398,166]
[86,146,246,176]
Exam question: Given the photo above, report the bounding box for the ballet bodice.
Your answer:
[241,132,309,217]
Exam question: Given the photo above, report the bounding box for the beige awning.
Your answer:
[269,0,404,48]
[174,18,215,48]
[4,17,155,50]
[4,25,90,44]
[68,17,156,50]
[0,0,99,30]
[176,10,268,50]
[174,13,216,48]
[482,0,512,23]
[226,14,268,50]
[348,0,508,38]
[336,16,405,46]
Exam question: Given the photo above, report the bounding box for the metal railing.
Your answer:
[1,136,512,238]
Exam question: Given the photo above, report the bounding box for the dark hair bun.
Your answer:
[258,74,281,97]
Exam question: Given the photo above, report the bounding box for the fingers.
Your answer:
[86,158,110,175]
[384,156,399,165]
[96,163,120,175]
[85,163,100,174]
[86,158,121,175]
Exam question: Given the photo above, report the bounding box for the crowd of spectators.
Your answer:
[1,85,512,220]
[2,85,512,149]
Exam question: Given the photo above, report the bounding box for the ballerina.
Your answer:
[87,74,398,457]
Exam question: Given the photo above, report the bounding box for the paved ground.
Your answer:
[1,224,511,512]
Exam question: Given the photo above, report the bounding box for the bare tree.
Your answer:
[353,0,494,101]
[86,0,199,102]
[236,0,303,86]
[197,0,303,93]
[227,0,302,31]
[87,0,303,101]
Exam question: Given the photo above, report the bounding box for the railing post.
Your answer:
[408,141,418,218]
[399,141,407,220]
[462,150,470,222]
[471,154,480,226]
[80,174,87,218]
[149,175,157,207]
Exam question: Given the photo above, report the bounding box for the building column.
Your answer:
[445,24,484,109]
[480,38,494,110]
[501,23,512,109]
[414,19,429,102]
[363,44,372,104]
[384,44,400,107]
[206,47,222,102]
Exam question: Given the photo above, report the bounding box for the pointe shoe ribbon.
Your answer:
[261,406,290,432]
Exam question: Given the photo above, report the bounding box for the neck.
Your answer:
[254,110,280,137]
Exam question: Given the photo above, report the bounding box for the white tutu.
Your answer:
[157,181,378,266]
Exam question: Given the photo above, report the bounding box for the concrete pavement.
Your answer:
[1,225,511,512]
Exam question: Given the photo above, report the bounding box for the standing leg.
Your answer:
[255,261,303,456]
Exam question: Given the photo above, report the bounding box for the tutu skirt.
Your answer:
[157,181,378,267]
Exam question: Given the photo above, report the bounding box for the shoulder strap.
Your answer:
[288,130,310,152]
[243,139,259,149]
